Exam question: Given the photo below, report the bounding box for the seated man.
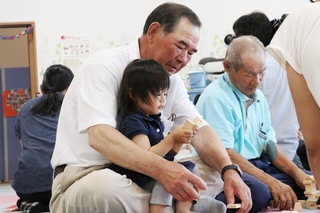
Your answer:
[50,3,252,213]
[230,11,303,168]
[196,35,311,212]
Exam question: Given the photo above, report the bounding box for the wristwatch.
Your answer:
[221,164,242,181]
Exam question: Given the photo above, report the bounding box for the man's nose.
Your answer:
[177,50,188,64]
[251,74,262,85]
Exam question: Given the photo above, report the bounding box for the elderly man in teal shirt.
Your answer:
[196,35,311,212]
[203,72,276,159]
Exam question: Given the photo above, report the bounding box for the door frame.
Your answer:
[0,22,38,181]
[0,21,38,97]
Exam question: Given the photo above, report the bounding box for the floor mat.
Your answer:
[0,194,19,212]
[3,204,19,212]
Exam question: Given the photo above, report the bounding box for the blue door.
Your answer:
[0,67,30,181]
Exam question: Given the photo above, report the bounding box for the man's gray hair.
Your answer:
[225,35,265,72]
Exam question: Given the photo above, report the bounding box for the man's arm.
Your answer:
[192,126,231,172]
[192,125,252,213]
[286,62,320,191]
[226,148,298,210]
[88,124,206,202]
[269,144,310,190]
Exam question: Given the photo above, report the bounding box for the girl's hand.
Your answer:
[170,125,195,144]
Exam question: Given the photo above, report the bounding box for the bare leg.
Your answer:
[149,204,167,213]
[176,200,199,213]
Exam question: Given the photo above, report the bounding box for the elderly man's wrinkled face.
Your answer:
[226,53,266,98]
[146,18,200,76]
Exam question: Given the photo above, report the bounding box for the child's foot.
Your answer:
[191,196,227,213]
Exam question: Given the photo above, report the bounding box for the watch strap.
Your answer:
[221,164,242,181]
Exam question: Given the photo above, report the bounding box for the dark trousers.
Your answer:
[216,154,311,213]
[17,190,51,211]
[216,172,271,213]
[297,140,310,171]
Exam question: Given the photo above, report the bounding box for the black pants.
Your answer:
[297,140,310,171]
[17,190,51,211]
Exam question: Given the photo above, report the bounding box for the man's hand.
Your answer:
[158,161,206,202]
[294,170,311,190]
[224,170,252,213]
[268,178,297,210]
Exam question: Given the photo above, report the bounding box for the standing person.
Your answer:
[12,64,74,213]
[109,58,226,213]
[50,2,252,213]
[267,2,320,194]
[230,11,302,167]
[196,36,311,212]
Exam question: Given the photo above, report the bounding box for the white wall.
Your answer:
[0,0,310,87]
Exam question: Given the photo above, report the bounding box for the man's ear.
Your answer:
[223,60,231,74]
[147,22,161,40]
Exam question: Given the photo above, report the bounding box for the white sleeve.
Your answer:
[162,74,208,132]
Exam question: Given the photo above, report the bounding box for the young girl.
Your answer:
[110,59,226,213]
[12,64,74,213]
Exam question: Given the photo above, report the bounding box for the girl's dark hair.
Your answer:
[119,59,170,114]
[142,2,201,35]
[31,64,74,116]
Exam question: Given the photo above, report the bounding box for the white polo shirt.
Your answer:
[51,38,207,168]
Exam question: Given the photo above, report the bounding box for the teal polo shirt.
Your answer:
[196,73,276,160]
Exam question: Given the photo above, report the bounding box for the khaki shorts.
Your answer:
[50,156,223,213]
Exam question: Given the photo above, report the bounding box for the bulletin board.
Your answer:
[2,89,31,117]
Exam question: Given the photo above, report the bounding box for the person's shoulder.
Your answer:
[19,96,41,110]
[119,112,149,136]
[99,38,139,59]
[266,51,283,67]
[202,77,232,98]
[283,3,320,27]
[122,112,152,124]
[16,96,41,117]
[76,45,131,76]
[293,2,320,15]
[87,45,130,63]
[197,80,235,110]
